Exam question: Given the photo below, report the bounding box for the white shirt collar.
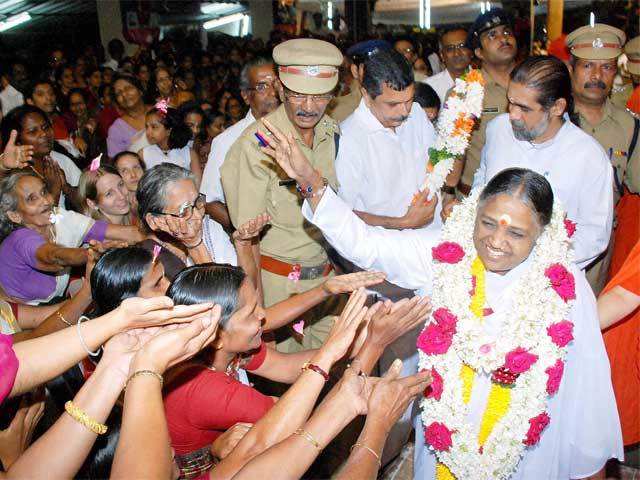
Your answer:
[354,97,414,135]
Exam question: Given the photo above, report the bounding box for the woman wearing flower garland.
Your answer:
[260,120,623,480]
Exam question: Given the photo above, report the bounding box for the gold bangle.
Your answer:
[125,369,163,391]
[56,311,73,327]
[64,401,108,435]
[294,428,321,450]
[350,442,381,467]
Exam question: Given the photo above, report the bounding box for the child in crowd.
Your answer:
[138,101,202,186]
[414,82,441,124]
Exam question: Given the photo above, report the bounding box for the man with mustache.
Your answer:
[443,9,518,204]
[472,55,613,272]
[566,24,640,293]
[335,47,437,229]
[201,57,281,230]
[221,39,343,353]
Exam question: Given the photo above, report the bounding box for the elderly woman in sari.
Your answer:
[261,121,623,480]
[0,170,141,305]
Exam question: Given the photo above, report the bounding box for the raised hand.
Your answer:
[1,129,34,170]
[322,271,386,295]
[366,359,432,432]
[111,296,214,331]
[441,197,460,223]
[319,288,369,363]
[129,305,221,374]
[366,296,432,349]
[232,213,271,245]
[403,189,438,229]
[259,118,317,184]
[335,359,378,416]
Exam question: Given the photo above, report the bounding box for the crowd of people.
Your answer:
[0,7,639,480]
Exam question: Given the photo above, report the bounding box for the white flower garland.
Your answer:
[421,71,484,198]
[418,191,576,479]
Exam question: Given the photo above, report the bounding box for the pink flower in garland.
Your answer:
[432,242,465,264]
[545,264,576,302]
[417,324,453,355]
[504,347,538,374]
[523,412,550,446]
[545,359,564,395]
[424,422,453,451]
[546,320,574,347]
[564,218,576,238]
[424,368,444,400]
[433,308,458,335]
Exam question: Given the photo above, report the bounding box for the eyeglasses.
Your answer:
[284,91,334,103]
[443,43,469,54]
[249,83,277,93]
[153,193,205,220]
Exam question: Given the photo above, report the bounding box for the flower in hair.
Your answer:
[155,99,169,115]
[89,154,102,172]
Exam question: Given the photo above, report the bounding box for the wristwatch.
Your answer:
[441,184,456,195]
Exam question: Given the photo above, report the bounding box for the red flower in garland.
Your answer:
[417,324,453,355]
[523,412,550,446]
[546,320,574,348]
[424,422,453,451]
[545,264,576,302]
[504,347,538,374]
[545,359,564,395]
[432,308,458,336]
[424,368,444,400]
[563,218,576,238]
[432,242,465,264]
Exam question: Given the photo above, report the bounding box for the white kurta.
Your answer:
[336,99,436,218]
[473,114,613,270]
[201,110,255,203]
[141,144,192,171]
[302,188,623,479]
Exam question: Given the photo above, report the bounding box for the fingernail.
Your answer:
[202,315,211,327]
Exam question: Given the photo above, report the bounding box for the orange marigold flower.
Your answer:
[466,69,485,86]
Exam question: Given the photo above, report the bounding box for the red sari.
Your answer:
[602,240,640,445]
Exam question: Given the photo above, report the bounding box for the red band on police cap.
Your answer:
[278,66,337,78]
[571,42,620,50]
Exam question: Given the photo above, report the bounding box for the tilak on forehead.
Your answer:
[499,214,512,226]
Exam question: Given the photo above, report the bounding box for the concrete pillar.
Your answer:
[96,0,135,55]
[547,0,564,41]
[248,0,274,41]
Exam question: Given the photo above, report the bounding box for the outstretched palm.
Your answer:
[259,118,316,183]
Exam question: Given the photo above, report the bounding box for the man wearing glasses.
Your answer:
[221,39,343,353]
[425,26,473,105]
[201,57,280,230]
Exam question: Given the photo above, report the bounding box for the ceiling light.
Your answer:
[0,11,30,32]
[203,12,246,30]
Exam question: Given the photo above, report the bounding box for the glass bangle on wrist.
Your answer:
[301,362,329,381]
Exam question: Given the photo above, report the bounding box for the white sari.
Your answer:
[302,188,623,479]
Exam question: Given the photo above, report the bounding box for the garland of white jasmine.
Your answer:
[417,191,578,480]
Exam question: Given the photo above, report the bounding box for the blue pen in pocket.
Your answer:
[255,132,270,147]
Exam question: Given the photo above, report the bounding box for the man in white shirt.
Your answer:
[425,26,473,104]
[201,57,280,229]
[0,67,24,116]
[473,55,613,270]
[336,48,438,229]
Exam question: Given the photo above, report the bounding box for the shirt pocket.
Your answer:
[268,179,304,228]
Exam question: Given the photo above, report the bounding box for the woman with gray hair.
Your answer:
[0,170,141,305]
[136,163,266,282]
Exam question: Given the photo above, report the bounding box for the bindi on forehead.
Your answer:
[499,214,512,226]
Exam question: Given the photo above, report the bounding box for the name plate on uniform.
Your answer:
[482,107,500,114]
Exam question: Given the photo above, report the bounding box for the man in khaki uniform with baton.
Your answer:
[221,39,343,352]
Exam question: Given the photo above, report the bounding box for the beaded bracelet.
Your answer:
[64,401,108,435]
[294,428,321,450]
[351,442,381,467]
[125,369,164,391]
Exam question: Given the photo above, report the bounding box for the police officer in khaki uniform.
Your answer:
[625,36,640,89]
[567,24,640,293]
[221,39,342,353]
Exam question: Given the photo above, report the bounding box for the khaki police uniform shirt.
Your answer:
[327,79,362,123]
[610,82,634,110]
[460,68,509,187]
[220,104,339,266]
[578,99,640,198]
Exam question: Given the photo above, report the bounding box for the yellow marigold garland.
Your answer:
[469,256,486,319]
